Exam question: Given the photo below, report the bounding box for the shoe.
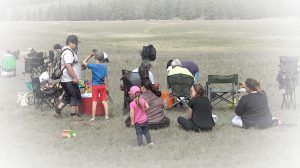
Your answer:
[71,113,83,121]
[89,118,95,122]
[148,142,154,148]
[105,116,110,120]
[55,107,62,115]
[53,112,62,119]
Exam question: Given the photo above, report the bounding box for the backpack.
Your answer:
[141,44,156,61]
[52,48,75,80]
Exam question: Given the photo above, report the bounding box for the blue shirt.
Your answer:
[87,63,107,85]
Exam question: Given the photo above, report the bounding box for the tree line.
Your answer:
[1,0,299,21]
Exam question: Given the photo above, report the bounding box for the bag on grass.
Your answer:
[17,92,34,106]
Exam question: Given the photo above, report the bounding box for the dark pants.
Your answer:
[60,82,81,106]
[134,122,151,146]
[177,116,212,132]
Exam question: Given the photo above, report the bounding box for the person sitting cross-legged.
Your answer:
[125,80,170,129]
[232,78,280,129]
[177,83,215,132]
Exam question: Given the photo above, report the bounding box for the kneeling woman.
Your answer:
[177,84,215,132]
[232,78,278,129]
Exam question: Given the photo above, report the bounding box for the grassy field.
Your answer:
[0,19,300,168]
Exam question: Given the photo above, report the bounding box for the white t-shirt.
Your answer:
[39,71,50,83]
[132,68,154,84]
[60,47,81,82]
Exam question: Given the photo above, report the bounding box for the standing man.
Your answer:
[55,35,82,118]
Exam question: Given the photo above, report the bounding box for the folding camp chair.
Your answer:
[120,69,141,114]
[25,49,46,77]
[31,77,62,111]
[167,74,194,109]
[277,56,299,110]
[206,74,239,107]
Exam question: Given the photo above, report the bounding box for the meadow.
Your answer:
[0,19,300,168]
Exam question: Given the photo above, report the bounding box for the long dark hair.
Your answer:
[192,83,205,97]
[138,60,151,83]
[141,80,161,97]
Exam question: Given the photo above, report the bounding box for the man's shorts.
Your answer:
[92,85,107,102]
[60,82,81,106]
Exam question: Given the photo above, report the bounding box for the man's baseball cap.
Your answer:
[66,35,80,45]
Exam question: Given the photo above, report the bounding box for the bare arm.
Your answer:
[130,108,134,125]
[144,102,149,111]
[104,76,109,91]
[82,53,93,67]
[65,63,78,83]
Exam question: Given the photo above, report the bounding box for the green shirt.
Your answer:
[1,54,16,71]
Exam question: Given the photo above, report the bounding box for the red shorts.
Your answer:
[92,85,107,102]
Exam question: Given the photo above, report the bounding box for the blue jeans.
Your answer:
[134,122,152,146]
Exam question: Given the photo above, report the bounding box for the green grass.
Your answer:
[0,19,300,168]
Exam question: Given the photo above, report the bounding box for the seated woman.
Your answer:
[177,83,215,132]
[39,61,55,90]
[232,78,279,129]
[125,80,170,129]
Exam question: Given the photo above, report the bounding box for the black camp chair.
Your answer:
[31,77,62,111]
[120,69,141,114]
[206,74,239,107]
[167,74,194,110]
[25,49,46,77]
[277,56,299,110]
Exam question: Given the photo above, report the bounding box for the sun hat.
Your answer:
[129,86,141,96]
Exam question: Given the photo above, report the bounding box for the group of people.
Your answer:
[36,34,279,147]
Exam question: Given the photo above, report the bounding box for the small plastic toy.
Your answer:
[62,130,77,138]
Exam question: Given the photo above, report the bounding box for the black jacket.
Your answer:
[189,96,215,128]
[235,91,273,129]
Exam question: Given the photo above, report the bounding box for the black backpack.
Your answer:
[141,44,156,61]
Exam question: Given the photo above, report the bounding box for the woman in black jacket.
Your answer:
[232,78,279,129]
[177,83,215,132]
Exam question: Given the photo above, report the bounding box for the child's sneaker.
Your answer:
[105,116,110,121]
[89,118,95,122]
[148,142,154,148]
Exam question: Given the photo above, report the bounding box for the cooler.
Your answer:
[79,93,105,116]
[161,91,174,109]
